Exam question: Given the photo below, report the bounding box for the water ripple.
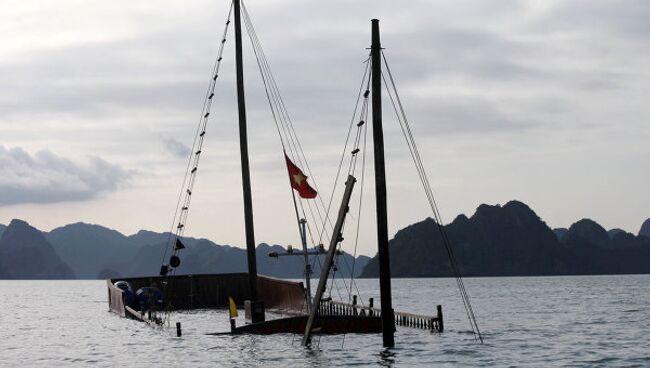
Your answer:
[1,276,649,367]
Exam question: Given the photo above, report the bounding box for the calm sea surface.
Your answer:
[1,275,649,367]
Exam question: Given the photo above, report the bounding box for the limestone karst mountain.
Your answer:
[0,219,75,279]
[361,201,650,277]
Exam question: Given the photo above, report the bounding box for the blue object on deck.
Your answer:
[135,287,163,311]
[114,281,135,308]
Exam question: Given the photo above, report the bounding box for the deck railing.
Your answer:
[318,297,443,332]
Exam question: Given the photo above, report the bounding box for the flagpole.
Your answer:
[283,151,314,312]
[283,152,305,239]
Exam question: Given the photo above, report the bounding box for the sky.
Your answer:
[1,0,648,256]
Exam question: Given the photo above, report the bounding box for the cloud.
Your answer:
[0,0,648,251]
[163,137,190,158]
[0,146,133,206]
[418,97,538,135]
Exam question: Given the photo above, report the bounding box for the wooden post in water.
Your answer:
[176,322,182,337]
[233,0,264,323]
[370,18,395,348]
[437,305,444,332]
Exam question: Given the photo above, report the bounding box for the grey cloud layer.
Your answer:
[163,137,190,158]
[3,1,647,137]
[0,146,133,206]
[0,0,648,245]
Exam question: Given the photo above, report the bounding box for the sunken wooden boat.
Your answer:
[106,0,484,348]
[107,272,441,335]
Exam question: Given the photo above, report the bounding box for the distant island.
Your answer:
[0,200,648,279]
[362,200,650,277]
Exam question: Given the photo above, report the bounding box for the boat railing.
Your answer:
[318,298,443,332]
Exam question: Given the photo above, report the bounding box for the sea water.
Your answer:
[1,275,649,367]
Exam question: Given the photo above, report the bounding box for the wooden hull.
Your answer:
[108,273,307,314]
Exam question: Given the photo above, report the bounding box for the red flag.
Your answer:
[285,154,317,199]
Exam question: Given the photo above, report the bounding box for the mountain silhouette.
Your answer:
[361,201,650,277]
[639,219,650,237]
[45,222,132,279]
[564,219,610,248]
[2,201,647,279]
[122,238,367,279]
[553,228,568,241]
[0,221,368,280]
[607,228,625,239]
[0,219,75,279]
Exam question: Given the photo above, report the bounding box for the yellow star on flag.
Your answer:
[293,172,306,186]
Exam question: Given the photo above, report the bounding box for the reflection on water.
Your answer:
[378,348,397,367]
[1,275,649,367]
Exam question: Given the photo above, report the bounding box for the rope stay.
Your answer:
[240,1,334,297]
[157,3,234,318]
[239,0,368,305]
[314,59,373,307]
[240,1,348,249]
[336,62,372,305]
[380,51,483,343]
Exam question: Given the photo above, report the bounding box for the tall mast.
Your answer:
[371,18,395,348]
[233,0,261,313]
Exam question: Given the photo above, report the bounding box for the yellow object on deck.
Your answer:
[229,297,238,318]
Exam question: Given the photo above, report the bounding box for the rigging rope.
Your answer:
[240,2,326,245]
[348,94,369,303]
[380,51,483,343]
[239,1,368,302]
[157,4,234,320]
[241,1,349,249]
[327,64,372,304]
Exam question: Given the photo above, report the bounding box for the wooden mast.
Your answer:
[233,0,264,322]
[371,18,395,348]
